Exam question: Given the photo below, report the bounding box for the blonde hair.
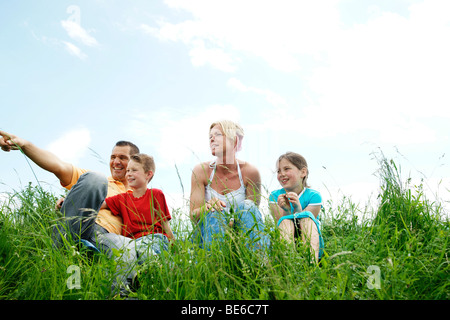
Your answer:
[210,120,244,151]
[130,153,155,174]
[277,152,310,188]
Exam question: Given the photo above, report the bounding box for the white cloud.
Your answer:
[189,40,237,72]
[27,30,89,60]
[62,41,87,60]
[61,20,99,47]
[301,4,450,142]
[157,105,241,165]
[47,128,91,164]
[127,106,241,167]
[0,192,11,209]
[378,119,437,145]
[227,78,287,107]
[141,23,237,72]
[145,0,341,72]
[31,18,99,59]
[145,0,450,147]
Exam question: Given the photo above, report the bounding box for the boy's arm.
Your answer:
[103,196,122,217]
[99,201,108,211]
[0,130,73,186]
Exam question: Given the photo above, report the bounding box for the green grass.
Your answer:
[0,154,448,300]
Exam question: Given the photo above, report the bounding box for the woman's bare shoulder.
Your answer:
[191,161,212,181]
[239,160,261,180]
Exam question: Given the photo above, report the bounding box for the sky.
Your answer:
[1,0,449,220]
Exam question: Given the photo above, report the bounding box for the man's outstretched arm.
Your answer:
[0,130,74,186]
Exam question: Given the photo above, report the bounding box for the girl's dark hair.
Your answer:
[277,152,310,188]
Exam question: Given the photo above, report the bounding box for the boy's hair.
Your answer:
[277,152,310,188]
[210,120,244,151]
[130,153,156,174]
[115,141,140,156]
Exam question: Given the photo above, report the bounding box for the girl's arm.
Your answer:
[161,220,175,242]
[269,193,294,223]
[302,205,321,219]
[284,192,320,218]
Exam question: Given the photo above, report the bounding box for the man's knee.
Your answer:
[78,172,108,193]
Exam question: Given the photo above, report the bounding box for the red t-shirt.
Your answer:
[105,188,171,239]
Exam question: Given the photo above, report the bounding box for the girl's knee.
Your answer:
[299,217,315,228]
[298,218,319,237]
[278,218,294,230]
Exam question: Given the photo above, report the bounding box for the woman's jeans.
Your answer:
[194,199,270,251]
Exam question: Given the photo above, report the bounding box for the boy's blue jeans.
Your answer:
[99,232,169,291]
[195,199,270,251]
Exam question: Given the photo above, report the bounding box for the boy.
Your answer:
[101,153,175,258]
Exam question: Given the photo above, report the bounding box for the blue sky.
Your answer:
[1,0,449,219]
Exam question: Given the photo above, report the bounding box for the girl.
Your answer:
[269,152,324,262]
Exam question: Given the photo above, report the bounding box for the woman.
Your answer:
[189,120,269,250]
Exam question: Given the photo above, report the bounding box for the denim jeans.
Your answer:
[50,171,135,258]
[98,232,170,291]
[52,172,108,248]
[194,199,270,251]
[134,233,169,259]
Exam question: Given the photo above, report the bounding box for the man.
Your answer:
[1,130,155,295]
[0,130,139,248]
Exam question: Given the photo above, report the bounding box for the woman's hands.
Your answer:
[204,197,226,213]
[191,197,227,222]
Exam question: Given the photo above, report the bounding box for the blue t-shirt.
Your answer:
[270,187,324,259]
[269,188,323,216]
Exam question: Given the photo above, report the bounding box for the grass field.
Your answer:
[0,154,448,300]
